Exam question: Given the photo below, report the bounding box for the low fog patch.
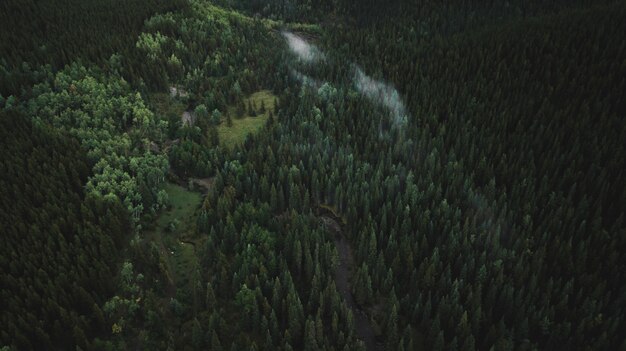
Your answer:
[282,31,325,63]
[353,66,408,129]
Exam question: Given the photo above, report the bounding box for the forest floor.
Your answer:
[188,177,215,194]
[218,90,276,148]
[149,92,186,122]
[319,205,383,351]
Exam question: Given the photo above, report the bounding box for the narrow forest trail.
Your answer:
[320,210,382,351]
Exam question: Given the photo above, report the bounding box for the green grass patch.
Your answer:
[218,90,276,148]
[155,183,202,236]
[142,182,202,299]
[171,241,200,307]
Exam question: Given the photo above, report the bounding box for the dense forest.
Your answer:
[0,112,130,349]
[1,0,625,350]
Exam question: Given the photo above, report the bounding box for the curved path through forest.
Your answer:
[320,209,382,351]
